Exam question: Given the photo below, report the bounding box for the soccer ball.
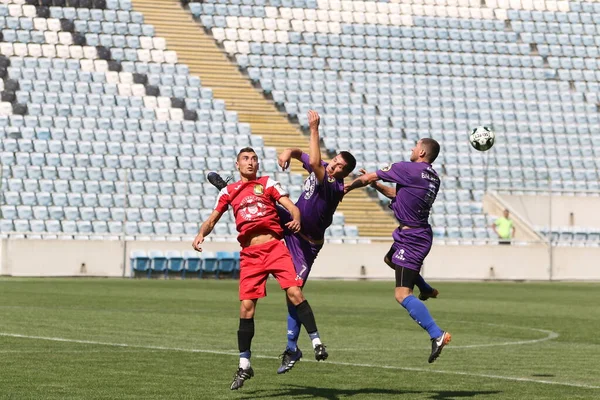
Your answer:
[469,126,495,151]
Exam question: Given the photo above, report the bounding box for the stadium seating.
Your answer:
[129,249,241,278]
[538,226,600,246]
[187,0,600,244]
[2,0,598,245]
[0,0,351,241]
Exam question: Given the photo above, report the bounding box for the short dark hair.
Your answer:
[420,138,440,163]
[237,147,257,160]
[339,151,357,174]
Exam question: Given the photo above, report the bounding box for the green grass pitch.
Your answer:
[0,278,599,399]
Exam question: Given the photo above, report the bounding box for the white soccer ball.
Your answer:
[469,126,495,151]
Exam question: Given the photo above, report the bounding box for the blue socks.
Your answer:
[400,295,443,339]
[286,301,301,352]
[415,275,433,293]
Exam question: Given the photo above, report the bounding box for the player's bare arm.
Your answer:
[344,171,380,194]
[278,196,302,233]
[278,147,303,171]
[360,168,396,199]
[192,210,224,252]
[371,182,396,199]
[307,110,326,184]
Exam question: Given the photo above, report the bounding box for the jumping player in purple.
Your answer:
[362,168,440,302]
[345,138,452,363]
[274,110,356,373]
[207,110,357,373]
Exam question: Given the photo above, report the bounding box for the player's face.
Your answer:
[410,141,423,162]
[236,152,259,178]
[326,155,349,179]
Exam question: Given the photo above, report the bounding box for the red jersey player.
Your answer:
[192,147,327,391]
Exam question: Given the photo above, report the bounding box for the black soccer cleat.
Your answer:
[314,344,328,361]
[277,347,303,374]
[428,331,451,363]
[207,172,232,191]
[230,366,254,390]
[419,288,439,302]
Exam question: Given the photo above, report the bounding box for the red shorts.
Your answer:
[239,239,303,300]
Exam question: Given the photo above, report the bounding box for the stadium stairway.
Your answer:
[130,0,398,237]
[483,192,543,242]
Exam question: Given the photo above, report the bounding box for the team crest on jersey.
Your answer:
[239,196,267,220]
[303,173,316,200]
[381,164,392,172]
[253,184,264,195]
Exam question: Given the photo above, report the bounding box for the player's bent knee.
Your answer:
[394,287,412,303]
[285,286,305,305]
[240,299,257,318]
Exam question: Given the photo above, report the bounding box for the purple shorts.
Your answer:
[283,231,322,282]
[387,226,433,271]
[276,205,323,282]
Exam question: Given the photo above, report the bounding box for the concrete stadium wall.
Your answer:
[310,242,552,281]
[2,239,599,281]
[501,194,600,228]
[0,239,126,277]
[551,246,600,280]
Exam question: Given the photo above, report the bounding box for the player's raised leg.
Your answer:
[231,299,256,390]
[415,275,439,301]
[230,244,271,391]
[277,233,318,374]
[278,297,304,374]
[207,171,231,191]
[285,286,328,361]
[391,258,451,363]
[267,240,328,366]
[385,256,438,301]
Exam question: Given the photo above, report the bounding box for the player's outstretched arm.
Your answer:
[344,171,380,194]
[192,210,223,252]
[359,168,396,199]
[307,110,326,184]
[278,196,301,233]
[278,147,304,171]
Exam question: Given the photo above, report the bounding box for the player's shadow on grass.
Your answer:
[240,384,501,400]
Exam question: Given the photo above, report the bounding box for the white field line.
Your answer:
[0,332,597,390]
[450,322,560,349]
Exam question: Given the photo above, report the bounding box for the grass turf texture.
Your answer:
[0,279,599,399]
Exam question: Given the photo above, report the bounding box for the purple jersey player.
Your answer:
[275,110,356,374]
[345,138,452,364]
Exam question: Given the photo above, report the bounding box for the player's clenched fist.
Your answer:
[278,149,292,171]
[308,110,320,131]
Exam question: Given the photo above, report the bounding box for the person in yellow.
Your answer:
[493,209,516,245]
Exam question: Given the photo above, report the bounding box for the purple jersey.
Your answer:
[292,152,345,240]
[376,161,440,230]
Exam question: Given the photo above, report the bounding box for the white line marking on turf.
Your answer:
[450,322,560,349]
[0,332,597,390]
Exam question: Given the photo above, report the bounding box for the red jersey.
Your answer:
[214,176,288,247]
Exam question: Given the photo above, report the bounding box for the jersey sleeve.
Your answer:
[300,152,312,172]
[300,152,328,178]
[376,162,411,186]
[214,187,230,213]
[266,177,288,202]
